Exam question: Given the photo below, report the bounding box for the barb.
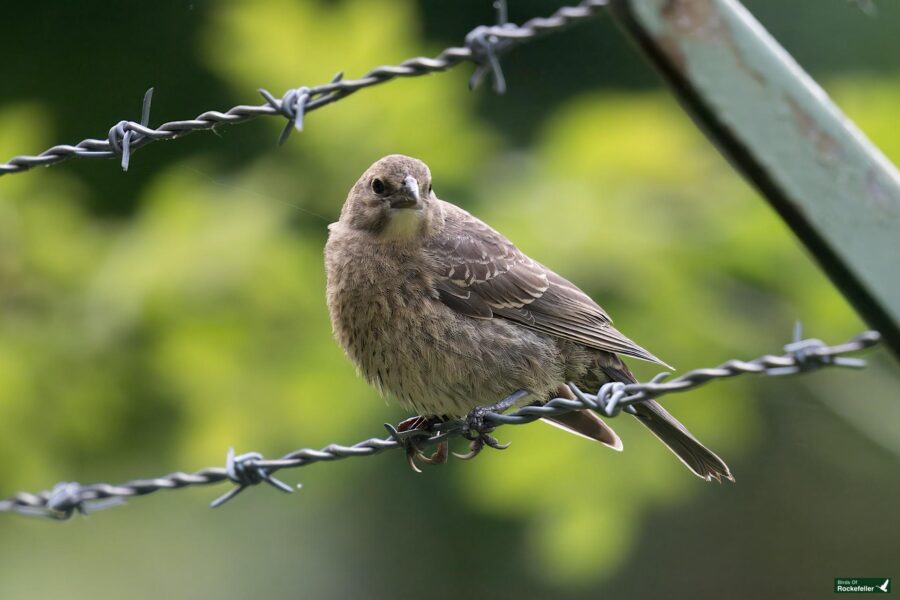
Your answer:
[467,0,516,93]
[0,328,880,521]
[107,88,155,171]
[0,0,608,177]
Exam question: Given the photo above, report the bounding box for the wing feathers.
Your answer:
[435,280,493,319]
[429,201,668,367]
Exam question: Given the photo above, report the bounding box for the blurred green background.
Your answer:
[1,1,898,598]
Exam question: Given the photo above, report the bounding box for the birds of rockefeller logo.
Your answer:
[834,578,891,593]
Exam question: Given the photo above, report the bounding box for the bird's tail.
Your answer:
[631,399,733,482]
[596,355,733,482]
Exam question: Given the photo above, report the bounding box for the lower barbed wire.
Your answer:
[0,327,882,520]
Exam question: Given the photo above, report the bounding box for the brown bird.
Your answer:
[324,154,732,481]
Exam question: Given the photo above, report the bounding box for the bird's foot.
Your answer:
[416,439,449,467]
[453,391,528,460]
[453,429,510,461]
[386,416,448,473]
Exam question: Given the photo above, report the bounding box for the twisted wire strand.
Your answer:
[0,328,881,520]
[0,0,609,176]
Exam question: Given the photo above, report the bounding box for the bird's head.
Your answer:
[340,154,436,239]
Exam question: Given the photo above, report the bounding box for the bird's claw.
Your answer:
[386,417,448,473]
[452,406,511,461]
[416,440,449,466]
[404,439,449,472]
[452,432,511,460]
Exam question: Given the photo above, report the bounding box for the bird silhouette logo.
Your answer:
[877,579,890,593]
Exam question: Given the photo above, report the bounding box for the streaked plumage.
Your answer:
[325,154,732,482]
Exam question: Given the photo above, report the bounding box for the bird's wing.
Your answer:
[427,201,669,366]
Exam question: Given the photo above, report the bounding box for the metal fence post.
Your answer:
[608,0,900,357]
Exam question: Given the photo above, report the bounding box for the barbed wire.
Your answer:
[0,0,608,177]
[0,327,881,521]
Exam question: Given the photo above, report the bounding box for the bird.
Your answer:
[324,154,732,482]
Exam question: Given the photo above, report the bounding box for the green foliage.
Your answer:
[0,1,897,598]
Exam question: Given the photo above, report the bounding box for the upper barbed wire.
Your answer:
[0,0,609,177]
[0,328,881,521]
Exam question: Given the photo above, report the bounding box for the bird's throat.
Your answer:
[382,208,424,240]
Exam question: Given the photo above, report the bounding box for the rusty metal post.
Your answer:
[608,0,900,357]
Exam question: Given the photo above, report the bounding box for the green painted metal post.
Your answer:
[608,0,900,357]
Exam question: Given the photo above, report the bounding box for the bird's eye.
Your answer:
[372,178,386,195]
[428,183,433,194]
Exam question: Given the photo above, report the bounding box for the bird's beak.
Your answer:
[391,176,420,209]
